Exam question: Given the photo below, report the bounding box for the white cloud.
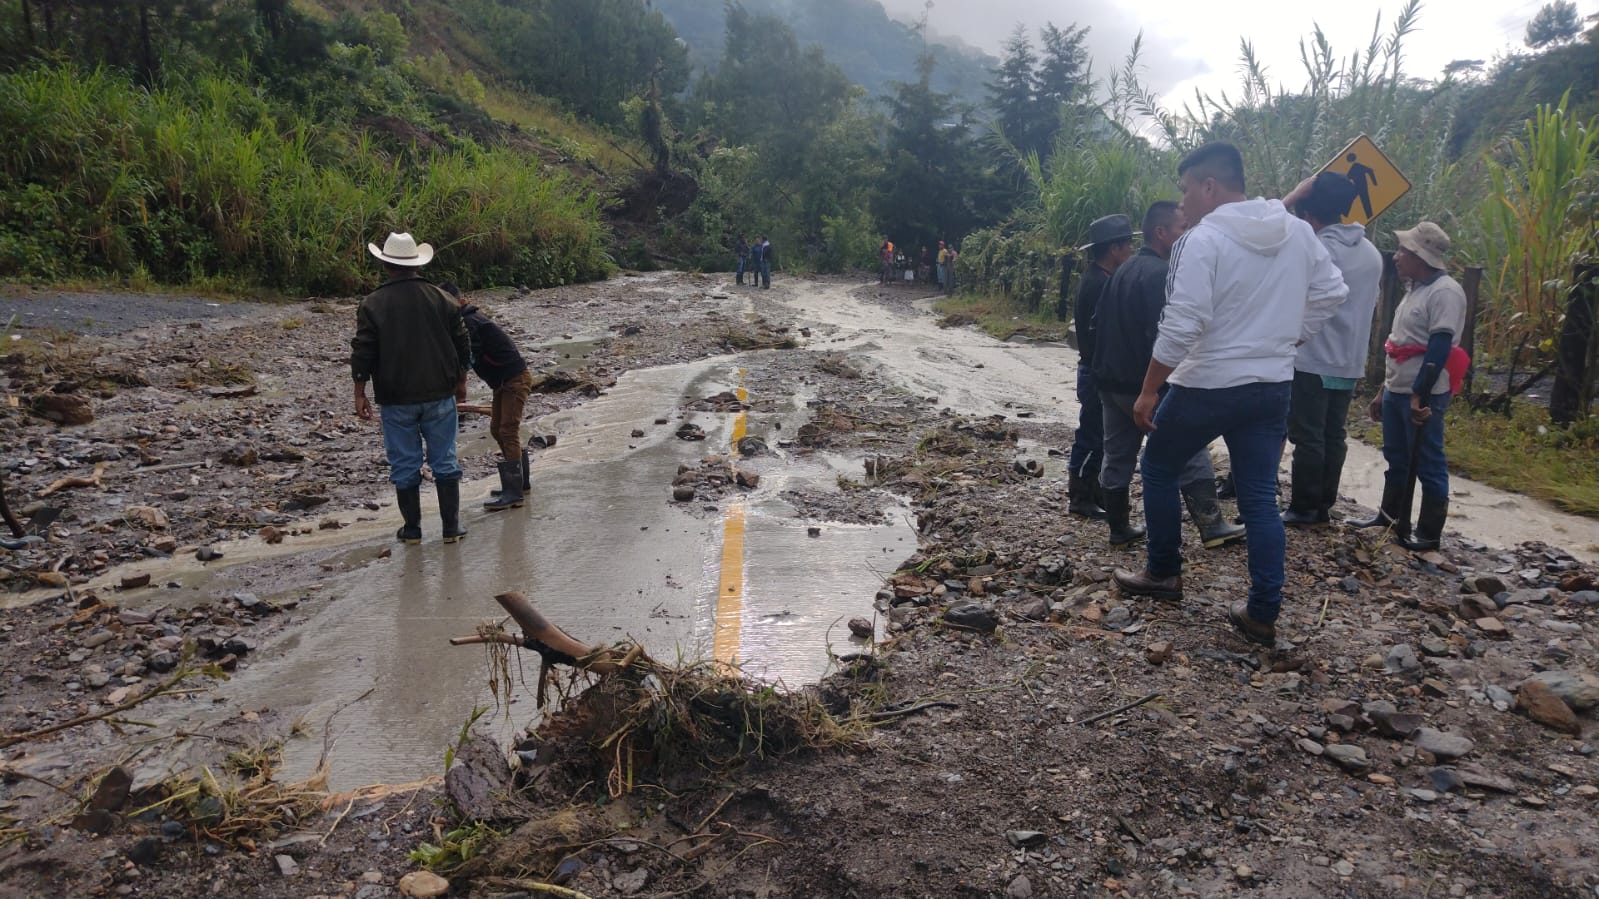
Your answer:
[878,0,1594,105]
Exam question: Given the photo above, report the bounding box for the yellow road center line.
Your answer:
[713,371,750,664]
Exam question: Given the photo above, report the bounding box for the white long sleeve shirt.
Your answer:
[1155,198,1349,389]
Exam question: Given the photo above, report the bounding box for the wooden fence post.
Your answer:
[1366,251,1404,387]
[1550,263,1599,424]
[1461,266,1483,397]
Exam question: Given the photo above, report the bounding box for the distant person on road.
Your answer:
[1281,173,1383,526]
[351,232,473,545]
[760,237,775,288]
[945,245,959,293]
[936,240,949,289]
[441,282,532,513]
[1067,214,1135,521]
[1350,221,1469,552]
[919,246,931,283]
[879,240,894,284]
[1092,201,1245,549]
[1112,143,1347,648]
[1345,152,1377,220]
[749,237,765,289]
[735,235,750,286]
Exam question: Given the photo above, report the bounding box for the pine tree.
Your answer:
[987,25,1041,156]
[1035,22,1091,151]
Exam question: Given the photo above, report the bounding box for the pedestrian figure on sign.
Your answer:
[1067,214,1135,521]
[351,232,474,545]
[1112,143,1347,648]
[441,283,533,512]
[1345,152,1378,220]
[1349,221,1470,552]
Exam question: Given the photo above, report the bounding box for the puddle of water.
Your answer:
[135,351,917,789]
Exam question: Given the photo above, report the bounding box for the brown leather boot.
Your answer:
[1113,568,1182,602]
[1227,601,1276,647]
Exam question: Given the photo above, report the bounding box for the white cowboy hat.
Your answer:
[367,232,434,267]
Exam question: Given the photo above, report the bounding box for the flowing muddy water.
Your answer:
[134,343,911,788]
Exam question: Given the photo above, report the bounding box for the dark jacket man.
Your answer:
[351,273,470,406]
[1092,247,1170,395]
[460,304,527,389]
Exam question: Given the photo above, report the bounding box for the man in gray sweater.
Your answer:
[1281,173,1383,526]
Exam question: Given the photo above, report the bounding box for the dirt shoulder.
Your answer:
[3,276,1598,899]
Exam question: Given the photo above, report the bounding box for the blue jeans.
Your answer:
[1069,367,1103,480]
[1381,389,1450,501]
[736,256,746,283]
[1141,381,1291,622]
[380,397,462,489]
[760,260,771,288]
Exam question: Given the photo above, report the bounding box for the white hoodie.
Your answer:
[1155,198,1348,389]
[1294,223,1383,380]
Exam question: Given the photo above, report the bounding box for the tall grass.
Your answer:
[0,65,613,293]
[1476,93,1599,351]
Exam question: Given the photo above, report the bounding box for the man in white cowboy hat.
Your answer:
[351,232,473,545]
[1350,221,1470,552]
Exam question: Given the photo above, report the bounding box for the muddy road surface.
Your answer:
[2,274,1598,898]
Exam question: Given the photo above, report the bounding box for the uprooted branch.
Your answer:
[38,461,107,497]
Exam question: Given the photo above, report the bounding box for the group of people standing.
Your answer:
[873,239,960,291]
[734,236,776,288]
[1066,141,1469,645]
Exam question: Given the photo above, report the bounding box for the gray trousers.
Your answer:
[1099,390,1214,491]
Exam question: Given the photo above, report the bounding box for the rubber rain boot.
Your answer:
[521,448,532,491]
[1067,472,1108,520]
[395,486,422,545]
[1399,495,1448,552]
[1103,486,1146,547]
[1347,480,1403,530]
[1183,480,1246,549]
[484,460,525,511]
[437,478,468,544]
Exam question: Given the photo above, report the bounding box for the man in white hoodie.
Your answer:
[1282,173,1384,526]
[1113,143,1348,647]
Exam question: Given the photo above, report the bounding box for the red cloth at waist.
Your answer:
[1384,340,1471,395]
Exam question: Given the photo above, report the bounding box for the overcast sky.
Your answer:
[880,0,1593,104]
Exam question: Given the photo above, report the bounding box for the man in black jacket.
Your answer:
[442,283,532,512]
[351,232,473,545]
[1067,215,1133,520]
[1092,202,1244,549]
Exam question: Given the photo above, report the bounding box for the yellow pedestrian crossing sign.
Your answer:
[1319,134,1411,226]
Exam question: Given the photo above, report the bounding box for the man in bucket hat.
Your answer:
[1066,214,1135,520]
[1349,221,1470,552]
[351,232,474,545]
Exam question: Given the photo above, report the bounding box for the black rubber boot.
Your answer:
[1347,480,1403,530]
[1067,472,1108,520]
[484,460,525,511]
[1400,495,1448,552]
[1183,480,1246,549]
[1284,454,1329,526]
[437,478,467,544]
[395,486,422,545]
[1103,487,1146,547]
[521,448,532,491]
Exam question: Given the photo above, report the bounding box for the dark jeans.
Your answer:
[1142,381,1291,622]
[1069,366,1103,480]
[1381,389,1450,501]
[760,260,771,288]
[1099,390,1213,491]
[1286,371,1353,514]
[736,256,746,284]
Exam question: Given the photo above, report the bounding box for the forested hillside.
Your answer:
[650,0,994,104]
